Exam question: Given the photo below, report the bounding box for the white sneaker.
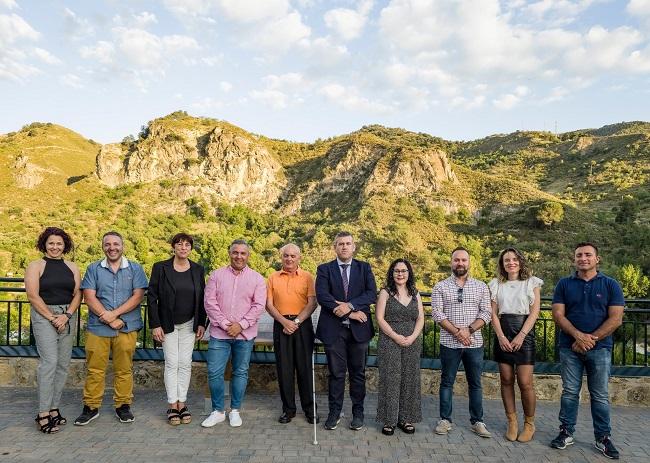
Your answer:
[201,410,226,427]
[229,409,242,427]
[435,419,452,435]
[471,421,492,438]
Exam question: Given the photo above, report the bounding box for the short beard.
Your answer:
[452,267,468,277]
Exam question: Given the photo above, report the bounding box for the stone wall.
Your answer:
[1,357,648,407]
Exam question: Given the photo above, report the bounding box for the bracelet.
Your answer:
[498,334,506,339]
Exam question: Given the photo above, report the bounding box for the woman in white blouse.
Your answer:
[488,248,542,443]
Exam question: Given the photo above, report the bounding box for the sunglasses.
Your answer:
[457,287,463,303]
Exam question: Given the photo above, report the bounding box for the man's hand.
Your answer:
[455,327,472,346]
[348,311,367,323]
[152,327,165,343]
[333,302,351,318]
[109,319,125,330]
[226,322,243,338]
[99,310,118,324]
[574,331,597,351]
[571,340,587,354]
[282,319,298,335]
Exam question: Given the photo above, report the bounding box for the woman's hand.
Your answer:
[196,326,205,340]
[152,327,165,343]
[510,333,526,351]
[51,314,68,330]
[498,335,513,352]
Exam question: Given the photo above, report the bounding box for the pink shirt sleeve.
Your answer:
[239,274,267,330]
[204,269,230,330]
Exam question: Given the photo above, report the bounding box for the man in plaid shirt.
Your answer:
[431,247,492,438]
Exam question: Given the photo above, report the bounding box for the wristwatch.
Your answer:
[294,317,301,325]
[468,326,476,334]
[64,312,72,319]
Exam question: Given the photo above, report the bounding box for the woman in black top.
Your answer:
[148,233,206,425]
[25,227,81,433]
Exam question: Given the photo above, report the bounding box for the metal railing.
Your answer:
[1,278,649,376]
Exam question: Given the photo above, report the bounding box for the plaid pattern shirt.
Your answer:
[431,275,492,349]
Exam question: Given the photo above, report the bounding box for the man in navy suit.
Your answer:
[316,231,377,431]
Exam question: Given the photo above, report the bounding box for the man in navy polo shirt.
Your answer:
[551,242,624,460]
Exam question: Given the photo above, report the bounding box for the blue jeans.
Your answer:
[207,337,254,412]
[439,345,484,424]
[559,347,612,439]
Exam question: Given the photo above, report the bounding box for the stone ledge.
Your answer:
[1,357,648,406]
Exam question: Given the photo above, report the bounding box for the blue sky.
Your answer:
[1,0,649,143]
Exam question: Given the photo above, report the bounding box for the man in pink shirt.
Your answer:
[200,240,266,428]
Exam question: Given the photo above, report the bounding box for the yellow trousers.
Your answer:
[83,331,137,408]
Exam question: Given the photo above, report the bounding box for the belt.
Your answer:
[283,315,299,320]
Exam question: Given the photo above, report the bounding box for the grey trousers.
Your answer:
[31,304,77,411]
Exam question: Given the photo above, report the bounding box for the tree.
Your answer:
[614,196,639,224]
[536,201,564,228]
[616,264,650,298]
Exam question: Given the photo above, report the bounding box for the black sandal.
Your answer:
[397,421,415,434]
[49,408,67,426]
[35,414,59,434]
[382,424,395,436]
[166,409,181,426]
[178,407,192,424]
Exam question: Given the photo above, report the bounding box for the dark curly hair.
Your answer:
[384,258,418,298]
[171,233,194,249]
[36,227,74,254]
[496,247,532,282]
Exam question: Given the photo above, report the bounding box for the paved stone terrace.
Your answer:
[0,387,648,463]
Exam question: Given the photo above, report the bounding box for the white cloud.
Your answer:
[250,89,289,109]
[493,93,521,110]
[220,81,232,92]
[162,34,200,53]
[263,72,304,89]
[113,11,158,28]
[80,41,115,65]
[63,7,94,40]
[627,0,650,16]
[0,0,17,9]
[201,55,223,66]
[191,96,225,110]
[217,0,290,23]
[59,73,83,88]
[525,0,596,25]
[324,0,374,41]
[0,53,39,82]
[300,36,349,67]
[32,47,62,65]
[248,10,311,52]
[540,86,569,103]
[319,83,393,114]
[0,13,39,45]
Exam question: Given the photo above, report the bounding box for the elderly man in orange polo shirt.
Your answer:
[266,243,318,424]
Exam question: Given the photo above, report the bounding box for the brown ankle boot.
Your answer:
[517,415,535,442]
[505,412,518,441]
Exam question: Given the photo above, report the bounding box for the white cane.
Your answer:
[312,345,318,445]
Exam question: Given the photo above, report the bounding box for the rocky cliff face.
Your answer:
[284,140,458,212]
[12,154,44,188]
[96,121,286,210]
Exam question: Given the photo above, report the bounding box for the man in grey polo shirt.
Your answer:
[74,231,148,426]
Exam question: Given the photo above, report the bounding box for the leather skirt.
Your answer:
[493,314,535,365]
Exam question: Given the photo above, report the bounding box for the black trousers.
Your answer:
[324,327,368,417]
[273,318,315,416]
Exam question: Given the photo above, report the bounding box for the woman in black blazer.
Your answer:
[148,233,206,425]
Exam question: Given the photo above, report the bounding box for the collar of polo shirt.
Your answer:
[100,256,130,269]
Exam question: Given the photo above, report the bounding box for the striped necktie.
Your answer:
[340,264,350,299]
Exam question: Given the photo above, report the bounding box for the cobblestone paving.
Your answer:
[0,387,648,463]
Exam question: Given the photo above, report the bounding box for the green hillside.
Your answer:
[1,113,649,298]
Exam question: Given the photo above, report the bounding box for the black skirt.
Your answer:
[494,314,535,365]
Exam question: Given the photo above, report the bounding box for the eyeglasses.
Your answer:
[393,269,409,274]
[457,287,463,303]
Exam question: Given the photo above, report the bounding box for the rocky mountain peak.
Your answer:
[95,120,286,210]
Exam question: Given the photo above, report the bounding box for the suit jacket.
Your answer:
[315,258,377,344]
[147,258,207,334]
